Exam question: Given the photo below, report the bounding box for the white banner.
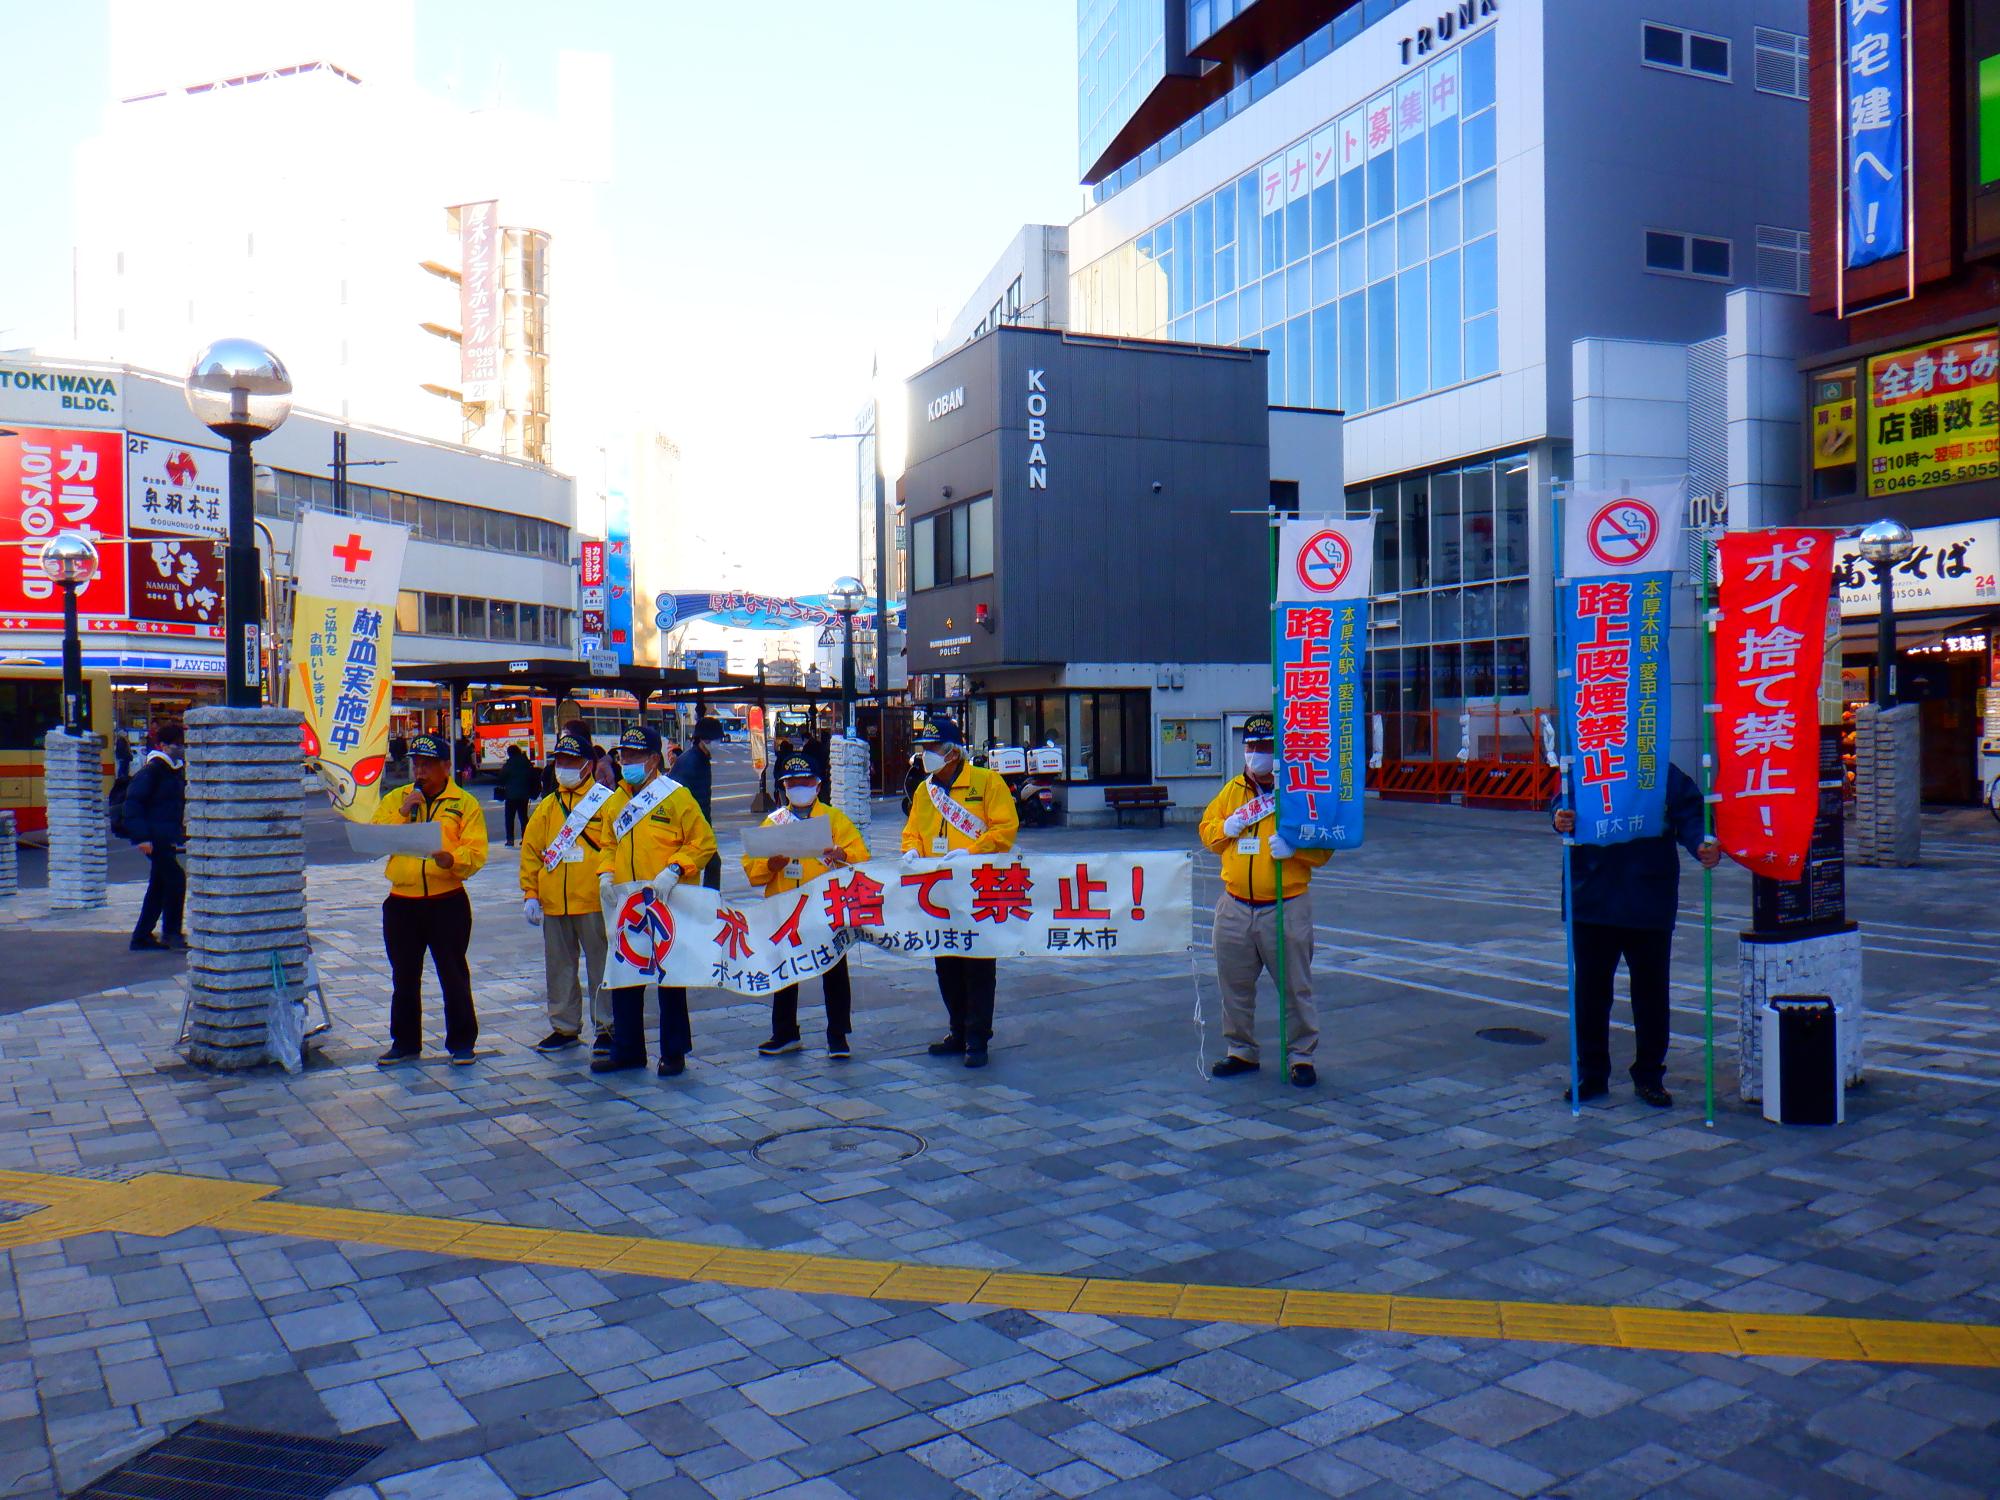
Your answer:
[126,434,228,540]
[1561,482,1686,581]
[603,851,1193,996]
[1278,517,1375,602]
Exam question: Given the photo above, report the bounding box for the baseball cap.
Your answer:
[912,713,963,746]
[1242,713,1275,744]
[777,754,818,782]
[552,730,592,759]
[409,733,449,761]
[618,725,663,755]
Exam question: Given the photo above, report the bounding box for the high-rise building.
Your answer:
[1065,0,1813,759]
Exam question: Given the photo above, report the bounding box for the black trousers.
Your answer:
[384,889,477,1054]
[503,798,530,843]
[134,847,185,941]
[609,984,691,1065]
[701,855,722,891]
[1573,922,1672,1089]
[772,961,852,1043]
[934,957,997,1049]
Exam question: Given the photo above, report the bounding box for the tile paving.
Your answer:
[0,764,1997,1495]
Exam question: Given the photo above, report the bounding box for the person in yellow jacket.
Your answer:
[373,732,490,1067]
[1199,712,1331,1087]
[742,754,870,1059]
[899,713,1018,1068]
[519,728,615,1057]
[594,725,716,1077]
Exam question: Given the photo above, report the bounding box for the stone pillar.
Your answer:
[829,735,872,830]
[1737,929,1864,1104]
[181,705,309,1070]
[0,810,17,899]
[1853,703,1921,866]
[42,729,107,911]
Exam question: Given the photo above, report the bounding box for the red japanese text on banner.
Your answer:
[1713,529,1836,879]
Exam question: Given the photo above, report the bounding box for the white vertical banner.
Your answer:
[1428,51,1460,128]
[1285,139,1312,204]
[1395,76,1426,145]
[1366,92,1395,159]
[1261,155,1285,214]
[1311,125,1340,190]
[1337,108,1366,175]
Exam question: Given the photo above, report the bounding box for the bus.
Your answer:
[467,692,691,768]
[0,663,114,835]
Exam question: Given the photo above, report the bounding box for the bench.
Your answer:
[1104,785,1174,828]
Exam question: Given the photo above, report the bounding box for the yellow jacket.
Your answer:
[1199,775,1330,901]
[373,779,490,898]
[601,775,716,884]
[518,785,613,915]
[741,801,870,895]
[901,758,1019,856]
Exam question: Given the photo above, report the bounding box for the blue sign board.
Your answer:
[1276,599,1367,850]
[1845,0,1906,269]
[1559,574,1671,844]
[606,486,635,664]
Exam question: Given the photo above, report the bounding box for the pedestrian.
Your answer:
[899,713,1017,1068]
[589,741,617,790]
[455,734,475,783]
[373,732,489,1067]
[113,728,134,784]
[1198,713,1330,1088]
[671,716,728,890]
[123,722,186,952]
[596,726,716,1076]
[520,729,615,1056]
[499,743,535,847]
[742,754,868,1058]
[1552,764,1719,1108]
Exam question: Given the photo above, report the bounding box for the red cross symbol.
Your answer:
[331,533,373,572]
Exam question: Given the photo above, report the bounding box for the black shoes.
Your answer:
[591,1056,642,1074]
[592,1031,614,1058]
[658,1055,686,1078]
[758,1036,803,1056]
[534,1031,580,1053]
[162,934,188,950]
[1635,1082,1674,1109]
[376,1047,421,1068]
[129,935,167,951]
[1211,1056,1260,1078]
[928,1035,966,1056]
[828,1036,851,1059]
[964,1049,989,1070]
[449,1051,475,1067]
[1290,1063,1317,1088]
[1563,1080,1610,1104]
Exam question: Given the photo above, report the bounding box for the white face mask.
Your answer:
[1244,751,1275,779]
[785,784,818,807]
[921,749,949,775]
[554,765,585,789]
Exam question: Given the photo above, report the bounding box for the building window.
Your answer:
[423,593,456,636]
[457,597,487,639]
[1754,226,1809,294]
[911,497,995,591]
[1645,230,1733,282]
[1752,27,1807,99]
[1642,22,1730,81]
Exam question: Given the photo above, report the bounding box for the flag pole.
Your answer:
[1699,527,1717,1128]
[1270,511,1289,1074]
[1554,482,1580,1119]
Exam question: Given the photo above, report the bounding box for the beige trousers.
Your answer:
[1212,886,1318,1063]
[544,912,609,1037]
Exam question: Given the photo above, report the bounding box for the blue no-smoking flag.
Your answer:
[1276,518,1374,850]
[1559,486,1683,845]
[1844,0,1905,271]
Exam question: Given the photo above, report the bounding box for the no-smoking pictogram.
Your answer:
[1294,529,1354,594]
[1585,498,1660,568]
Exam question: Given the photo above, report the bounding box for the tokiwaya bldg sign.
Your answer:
[0,363,123,427]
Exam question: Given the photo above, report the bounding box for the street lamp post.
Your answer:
[831,575,865,736]
[1857,519,1915,709]
[41,533,100,733]
[184,339,293,707]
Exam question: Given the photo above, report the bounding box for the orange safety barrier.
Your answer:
[1367,707,1559,811]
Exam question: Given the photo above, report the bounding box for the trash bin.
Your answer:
[1761,995,1843,1126]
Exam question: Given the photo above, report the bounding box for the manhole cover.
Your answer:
[74,1420,384,1499]
[1477,1027,1548,1046]
[753,1125,926,1171]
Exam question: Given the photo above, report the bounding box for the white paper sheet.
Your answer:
[345,821,443,857]
[741,820,844,860]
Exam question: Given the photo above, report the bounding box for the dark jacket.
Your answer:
[123,752,186,850]
[671,743,713,821]
[499,750,536,803]
[1559,764,1706,931]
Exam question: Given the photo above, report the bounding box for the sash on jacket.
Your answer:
[1237,791,1277,828]
[927,779,987,841]
[541,783,613,871]
[612,775,682,841]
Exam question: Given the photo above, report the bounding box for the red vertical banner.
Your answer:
[1713,530,1837,879]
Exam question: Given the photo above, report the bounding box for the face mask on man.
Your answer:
[921,749,950,775]
[785,784,817,807]
[554,765,585,789]
[620,762,649,786]
[1244,751,1275,779]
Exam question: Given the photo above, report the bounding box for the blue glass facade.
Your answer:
[1073,29,1498,416]
[1079,0,1169,180]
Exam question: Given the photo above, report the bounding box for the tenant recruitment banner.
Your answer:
[602,851,1192,996]
[1274,517,1374,849]
[291,511,410,821]
[1558,484,1684,844]
[1712,529,1836,880]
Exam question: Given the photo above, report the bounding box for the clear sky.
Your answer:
[0,0,1082,608]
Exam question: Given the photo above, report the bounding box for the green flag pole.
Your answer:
[1270,512,1289,1074]
[1699,529,1717,1128]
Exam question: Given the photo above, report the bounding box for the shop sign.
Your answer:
[1811,368,1858,471]
[456,199,501,406]
[1833,518,2000,615]
[1398,0,1498,66]
[0,427,129,623]
[1865,331,2000,497]
[1843,0,1906,270]
[1025,369,1049,490]
[0,363,122,428]
[126,434,228,540]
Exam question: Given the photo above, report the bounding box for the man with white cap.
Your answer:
[519,727,615,1056]
[742,752,870,1057]
[1198,712,1329,1087]
[899,712,1018,1068]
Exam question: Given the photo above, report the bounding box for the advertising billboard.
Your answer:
[457,200,501,407]
[1864,331,2000,498]
[0,427,129,623]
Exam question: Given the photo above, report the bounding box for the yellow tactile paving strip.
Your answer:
[2,1168,1997,1369]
